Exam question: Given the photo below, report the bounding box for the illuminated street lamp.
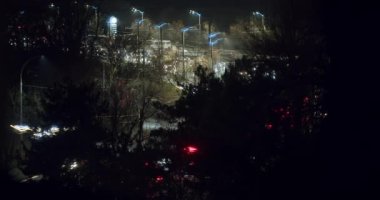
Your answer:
[181,26,197,78]
[208,33,223,70]
[85,4,98,31]
[208,32,221,40]
[136,19,146,65]
[155,22,169,60]
[132,7,144,22]
[10,125,32,133]
[189,10,201,30]
[253,11,266,30]
[48,2,60,15]
[20,55,44,125]
[108,16,118,37]
[189,10,202,55]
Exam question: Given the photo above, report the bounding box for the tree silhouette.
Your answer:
[159,1,329,196]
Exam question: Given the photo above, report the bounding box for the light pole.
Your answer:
[253,11,265,30]
[85,4,98,35]
[136,19,145,65]
[209,39,223,71]
[189,10,202,56]
[132,7,144,22]
[181,26,196,79]
[208,33,223,71]
[132,8,144,64]
[48,3,60,16]
[108,16,118,37]
[20,55,42,125]
[155,23,169,63]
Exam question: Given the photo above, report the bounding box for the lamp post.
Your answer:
[132,7,144,22]
[208,32,222,70]
[181,26,196,79]
[155,23,169,61]
[85,4,98,35]
[209,39,223,71]
[48,3,60,16]
[20,55,42,125]
[253,11,265,30]
[132,8,144,64]
[108,16,118,37]
[136,19,145,65]
[208,33,223,71]
[189,10,202,56]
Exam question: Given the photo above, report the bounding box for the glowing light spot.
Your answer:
[50,126,59,133]
[265,123,273,130]
[303,96,310,103]
[10,125,31,133]
[69,161,78,170]
[155,175,164,183]
[184,146,198,154]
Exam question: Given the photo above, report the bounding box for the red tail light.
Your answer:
[184,146,198,154]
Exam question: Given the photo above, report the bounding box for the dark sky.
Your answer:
[5,0,324,31]
[102,0,326,31]
[101,0,265,30]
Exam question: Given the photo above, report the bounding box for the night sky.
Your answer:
[3,0,326,31]
[3,0,281,30]
[95,0,266,30]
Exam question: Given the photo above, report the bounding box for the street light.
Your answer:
[85,4,98,33]
[20,55,43,125]
[189,10,201,30]
[48,3,60,16]
[181,26,197,79]
[155,23,169,63]
[253,11,266,30]
[208,33,224,71]
[208,32,221,40]
[136,19,146,65]
[189,10,202,55]
[48,3,55,9]
[132,7,144,22]
[108,16,118,37]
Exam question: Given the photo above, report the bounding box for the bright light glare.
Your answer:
[70,161,78,170]
[32,125,62,138]
[155,175,164,182]
[208,32,221,39]
[189,10,201,16]
[50,126,59,133]
[209,38,224,46]
[175,85,184,90]
[132,7,143,14]
[156,23,169,29]
[109,16,117,24]
[10,125,31,133]
[257,12,264,16]
[31,174,43,181]
[181,26,196,32]
[184,146,198,154]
